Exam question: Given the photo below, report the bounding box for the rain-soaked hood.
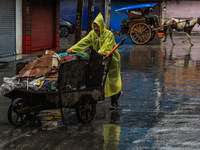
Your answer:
[92,13,105,36]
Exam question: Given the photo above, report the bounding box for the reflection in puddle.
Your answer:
[118,43,200,149]
[121,44,200,110]
[37,108,77,130]
[103,110,121,150]
[161,45,200,112]
[38,109,63,130]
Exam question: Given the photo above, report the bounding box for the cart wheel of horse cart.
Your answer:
[5,38,127,127]
[115,3,165,45]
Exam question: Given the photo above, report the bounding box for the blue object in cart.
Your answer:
[45,82,51,89]
[59,52,68,56]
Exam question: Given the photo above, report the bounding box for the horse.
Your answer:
[163,17,200,45]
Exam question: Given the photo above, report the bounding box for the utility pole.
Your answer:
[74,0,83,44]
[105,0,111,30]
[87,0,94,34]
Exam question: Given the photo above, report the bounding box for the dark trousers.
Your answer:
[111,91,121,105]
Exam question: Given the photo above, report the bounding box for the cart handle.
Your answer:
[104,37,128,60]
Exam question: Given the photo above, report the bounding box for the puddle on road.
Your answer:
[112,43,200,149]
[37,108,81,131]
[4,42,200,149]
[34,42,200,149]
[37,109,64,130]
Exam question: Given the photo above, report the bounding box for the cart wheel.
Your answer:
[8,98,30,127]
[76,94,96,123]
[129,23,152,44]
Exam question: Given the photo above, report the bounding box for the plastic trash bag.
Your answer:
[28,77,46,90]
[0,76,23,96]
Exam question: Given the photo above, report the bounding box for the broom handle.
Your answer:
[105,37,128,59]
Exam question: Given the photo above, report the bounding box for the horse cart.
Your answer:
[5,39,125,127]
[115,3,164,44]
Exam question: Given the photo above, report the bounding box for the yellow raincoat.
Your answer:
[69,13,122,97]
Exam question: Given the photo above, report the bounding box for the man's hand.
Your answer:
[66,49,72,54]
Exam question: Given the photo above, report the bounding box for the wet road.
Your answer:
[1,33,200,149]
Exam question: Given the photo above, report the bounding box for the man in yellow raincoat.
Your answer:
[67,13,122,109]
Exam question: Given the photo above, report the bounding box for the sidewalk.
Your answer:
[0,49,68,69]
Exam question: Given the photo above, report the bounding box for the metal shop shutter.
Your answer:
[0,0,15,57]
[31,0,53,51]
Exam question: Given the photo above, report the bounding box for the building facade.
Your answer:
[0,0,60,57]
[1,0,200,57]
[60,0,104,31]
[0,0,16,57]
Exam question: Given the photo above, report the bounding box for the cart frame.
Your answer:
[5,50,111,127]
[115,3,161,44]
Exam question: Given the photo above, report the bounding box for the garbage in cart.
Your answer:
[4,49,107,127]
[0,49,91,95]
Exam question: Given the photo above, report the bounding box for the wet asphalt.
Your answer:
[0,32,200,149]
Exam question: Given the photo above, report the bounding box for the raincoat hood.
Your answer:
[92,13,105,36]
